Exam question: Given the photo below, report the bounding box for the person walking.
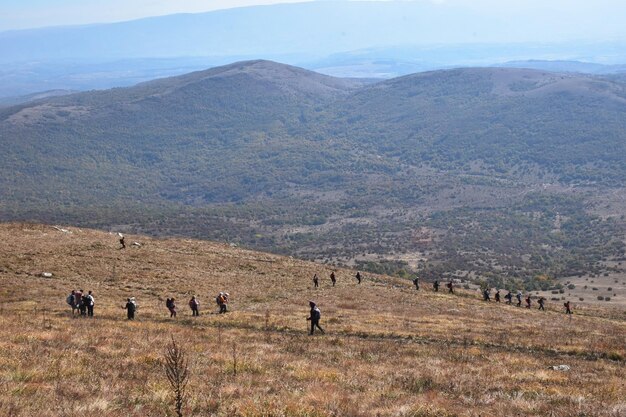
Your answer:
[330,271,336,287]
[433,280,439,292]
[77,289,87,316]
[313,274,319,288]
[67,290,78,315]
[525,295,532,309]
[307,301,324,335]
[189,296,200,317]
[538,297,546,311]
[356,271,362,284]
[564,301,573,315]
[516,291,522,307]
[447,281,454,293]
[84,290,95,317]
[119,234,126,249]
[504,290,513,305]
[483,288,491,301]
[217,292,229,314]
[495,290,501,303]
[413,277,419,290]
[125,297,136,320]
[166,297,177,318]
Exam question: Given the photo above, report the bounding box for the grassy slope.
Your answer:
[0,222,624,416]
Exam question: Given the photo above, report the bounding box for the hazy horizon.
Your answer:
[2,0,626,45]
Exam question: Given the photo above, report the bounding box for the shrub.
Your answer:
[567,284,576,290]
[597,296,604,301]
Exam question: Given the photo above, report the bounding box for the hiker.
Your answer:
[189,296,200,317]
[217,292,229,314]
[313,274,319,288]
[124,297,136,320]
[525,295,532,309]
[166,297,177,318]
[66,290,78,315]
[413,277,419,290]
[119,234,126,249]
[433,280,439,292]
[483,288,491,301]
[307,301,324,335]
[84,290,95,317]
[564,301,573,315]
[495,290,501,303]
[516,291,522,307]
[77,289,87,316]
[447,281,454,293]
[538,297,546,311]
[504,290,513,305]
[356,271,362,284]
[330,271,336,287]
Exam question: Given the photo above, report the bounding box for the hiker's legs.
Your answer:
[88,305,94,317]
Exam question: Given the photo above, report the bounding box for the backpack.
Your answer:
[66,294,74,305]
[312,306,321,320]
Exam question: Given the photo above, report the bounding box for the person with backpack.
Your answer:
[84,291,95,317]
[119,234,126,249]
[516,291,523,307]
[124,297,136,320]
[313,274,319,288]
[483,288,491,301]
[355,271,362,284]
[538,297,546,311]
[66,291,78,315]
[166,297,177,318]
[307,301,324,335]
[447,281,454,293]
[413,277,419,290]
[564,301,573,315]
[504,291,513,305]
[77,289,87,316]
[525,295,532,309]
[494,290,501,303]
[330,271,336,287]
[189,296,200,317]
[216,292,229,314]
[433,280,439,292]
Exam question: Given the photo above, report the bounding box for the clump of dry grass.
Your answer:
[0,222,624,416]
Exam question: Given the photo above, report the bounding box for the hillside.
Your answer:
[0,222,624,416]
[1,61,625,290]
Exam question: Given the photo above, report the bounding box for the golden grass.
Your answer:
[0,222,624,416]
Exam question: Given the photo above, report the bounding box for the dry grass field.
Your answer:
[0,223,624,417]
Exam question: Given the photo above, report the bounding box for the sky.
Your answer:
[1,0,626,34]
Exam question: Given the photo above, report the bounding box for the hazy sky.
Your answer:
[1,0,626,34]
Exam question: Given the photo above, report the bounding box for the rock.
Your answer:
[52,226,71,233]
[549,365,571,371]
[131,242,142,247]
[41,272,53,278]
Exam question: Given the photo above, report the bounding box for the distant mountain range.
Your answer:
[1,1,626,97]
[1,60,624,287]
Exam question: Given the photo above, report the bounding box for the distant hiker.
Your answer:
[483,288,491,301]
[307,301,324,335]
[330,271,336,287]
[217,292,229,314]
[413,277,419,290]
[84,290,95,317]
[538,297,546,311]
[447,281,454,293]
[525,295,532,309]
[313,274,319,288]
[433,280,440,292]
[189,296,200,316]
[125,298,136,320]
[77,289,87,316]
[356,271,362,284]
[67,291,78,315]
[119,234,126,249]
[166,297,177,318]
[516,291,522,307]
[495,290,501,303]
[564,301,573,315]
[504,291,513,305]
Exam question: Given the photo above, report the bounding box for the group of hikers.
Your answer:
[480,287,572,313]
[68,290,230,320]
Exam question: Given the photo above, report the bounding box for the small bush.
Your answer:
[597,296,604,301]
[567,284,576,290]
[592,287,598,291]
[607,287,612,291]
[579,298,584,301]
[605,297,611,301]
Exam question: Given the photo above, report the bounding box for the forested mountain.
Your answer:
[1,60,624,289]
